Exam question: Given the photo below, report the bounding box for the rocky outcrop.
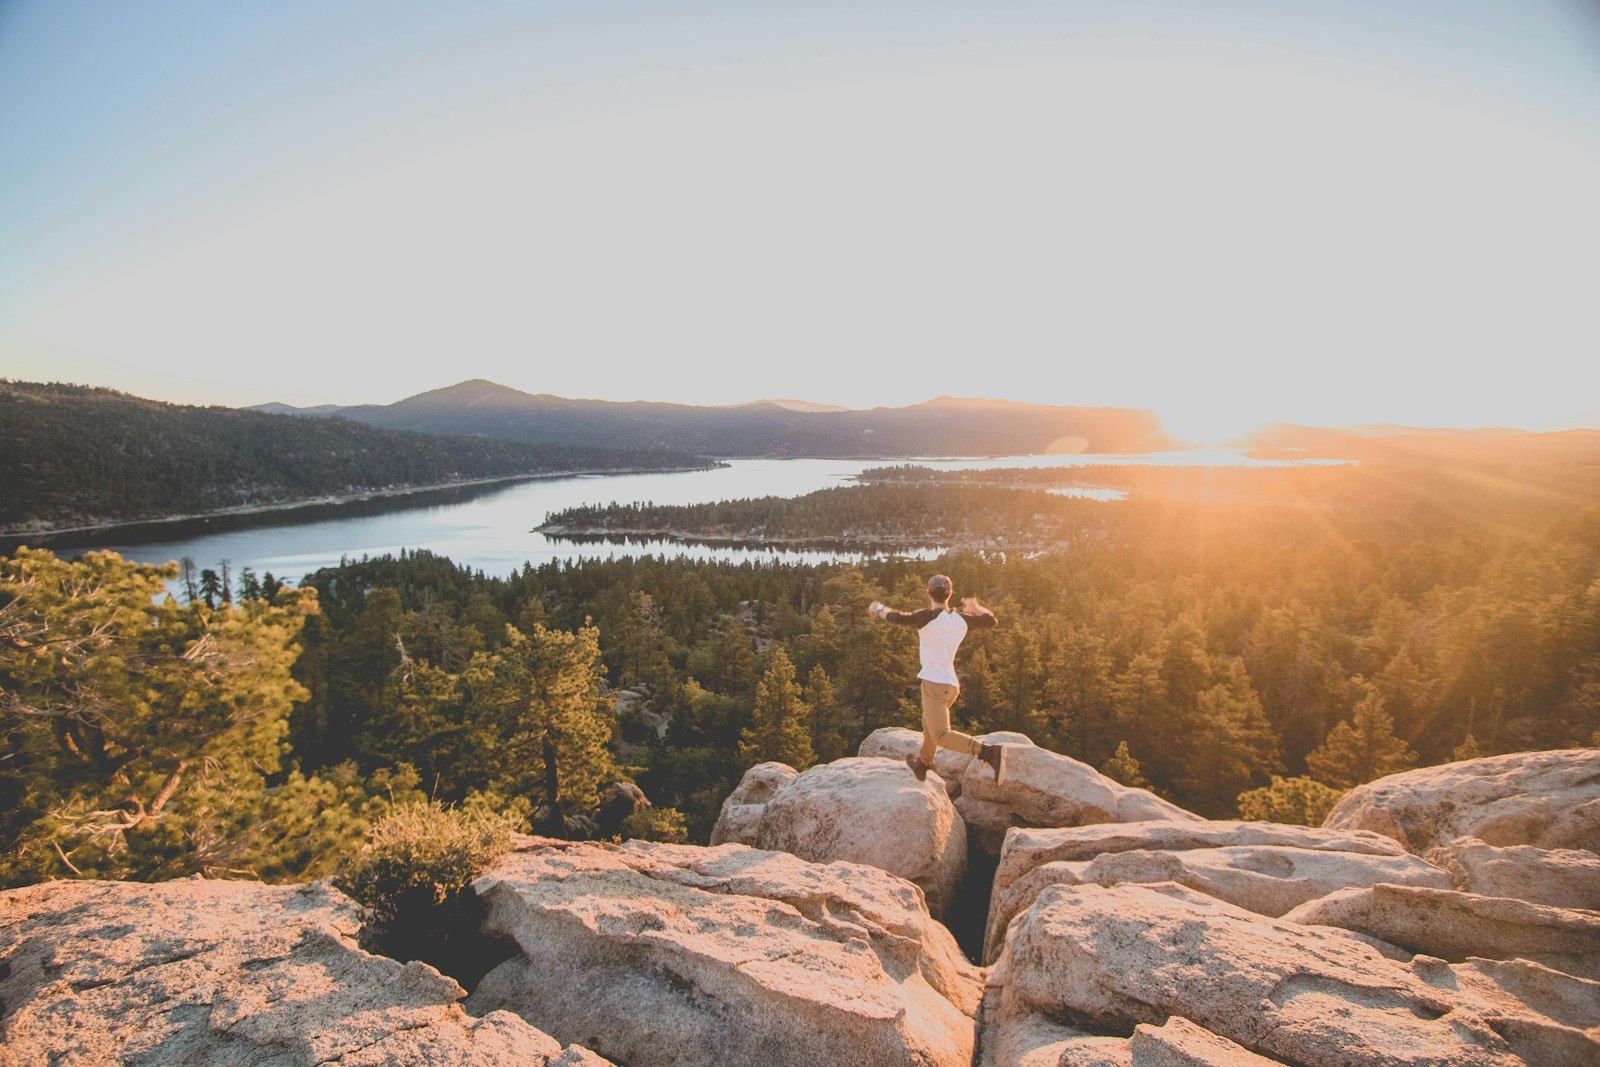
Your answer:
[1410,956,1600,1067]
[1322,748,1600,854]
[710,760,797,847]
[986,881,1533,1066]
[1286,883,1600,980]
[0,877,609,1066]
[860,729,1200,855]
[983,820,1425,964]
[467,837,982,1067]
[1425,836,1600,911]
[711,756,967,917]
[1130,1016,1287,1066]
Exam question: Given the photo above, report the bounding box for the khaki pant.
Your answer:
[919,680,981,764]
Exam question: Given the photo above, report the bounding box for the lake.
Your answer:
[35,451,1335,586]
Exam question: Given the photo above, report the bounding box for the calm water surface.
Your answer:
[49,452,1331,585]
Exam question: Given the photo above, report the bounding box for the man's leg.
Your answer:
[919,680,1007,785]
[920,681,980,764]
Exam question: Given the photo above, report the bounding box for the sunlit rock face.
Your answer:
[982,819,1444,964]
[0,878,609,1066]
[709,760,797,846]
[1425,836,1600,911]
[711,755,967,918]
[1322,748,1600,854]
[859,727,1201,858]
[467,837,983,1067]
[1287,883,1600,981]
[982,881,1543,1067]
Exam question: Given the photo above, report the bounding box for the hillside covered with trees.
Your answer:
[6,445,1596,886]
[0,381,708,535]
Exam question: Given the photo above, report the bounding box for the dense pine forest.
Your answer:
[4,446,1598,886]
[0,381,708,534]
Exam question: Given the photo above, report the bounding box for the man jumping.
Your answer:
[869,574,1007,785]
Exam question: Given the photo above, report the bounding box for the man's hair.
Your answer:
[927,574,953,603]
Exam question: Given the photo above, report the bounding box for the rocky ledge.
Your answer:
[3,743,1597,1066]
[0,877,607,1066]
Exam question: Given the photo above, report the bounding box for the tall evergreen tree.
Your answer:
[1305,687,1416,789]
[1179,658,1283,816]
[804,664,846,764]
[462,623,618,829]
[738,647,814,769]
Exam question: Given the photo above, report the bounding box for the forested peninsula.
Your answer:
[0,381,710,537]
[536,483,1104,551]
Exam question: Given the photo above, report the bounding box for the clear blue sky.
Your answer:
[2,0,1598,440]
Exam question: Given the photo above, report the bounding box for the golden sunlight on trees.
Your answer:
[1304,687,1417,790]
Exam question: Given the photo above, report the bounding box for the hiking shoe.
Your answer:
[978,742,1007,786]
[905,753,930,781]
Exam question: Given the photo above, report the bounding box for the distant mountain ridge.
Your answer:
[255,379,1180,457]
[0,381,705,536]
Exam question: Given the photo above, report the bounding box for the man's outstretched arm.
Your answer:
[868,601,941,627]
[959,596,997,630]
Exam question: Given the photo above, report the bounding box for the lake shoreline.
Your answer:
[1,465,723,546]
[538,524,959,553]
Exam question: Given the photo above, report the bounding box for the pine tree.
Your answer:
[462,622,619,828]
[1305,687,1417,789]
[804,605,842,676]
[1179,658,1283,816]
[993,627,1044,734]
[738,647,814,770]
[1450,734,1483,762]
[804,664,846,763]
[1100,741,1149,788]
[0,548,322,883]
[1374,648,1431,740]
[1042,625,1117,763]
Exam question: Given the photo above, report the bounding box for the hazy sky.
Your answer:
[2,1,1598,443]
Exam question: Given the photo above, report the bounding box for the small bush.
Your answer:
[1236,775,1344,826]
[622,806,689,843]
[337,802,517,985]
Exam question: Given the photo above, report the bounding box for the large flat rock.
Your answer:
[1322,749,1600,854]
[0,878,606,1066]
[991,881,1530,1066]
[1286,883,1600,980]
[711,756,968,917]
[984,820,1418,964]
[467,838,982,1067]
[986,843,1451,963]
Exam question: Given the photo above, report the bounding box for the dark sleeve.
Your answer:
[885,608,942,628]
[960,610,997,631]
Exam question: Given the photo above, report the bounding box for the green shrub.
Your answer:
[337,802,517,985]
[621,806,689,843]
[1236,775,1344,827]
